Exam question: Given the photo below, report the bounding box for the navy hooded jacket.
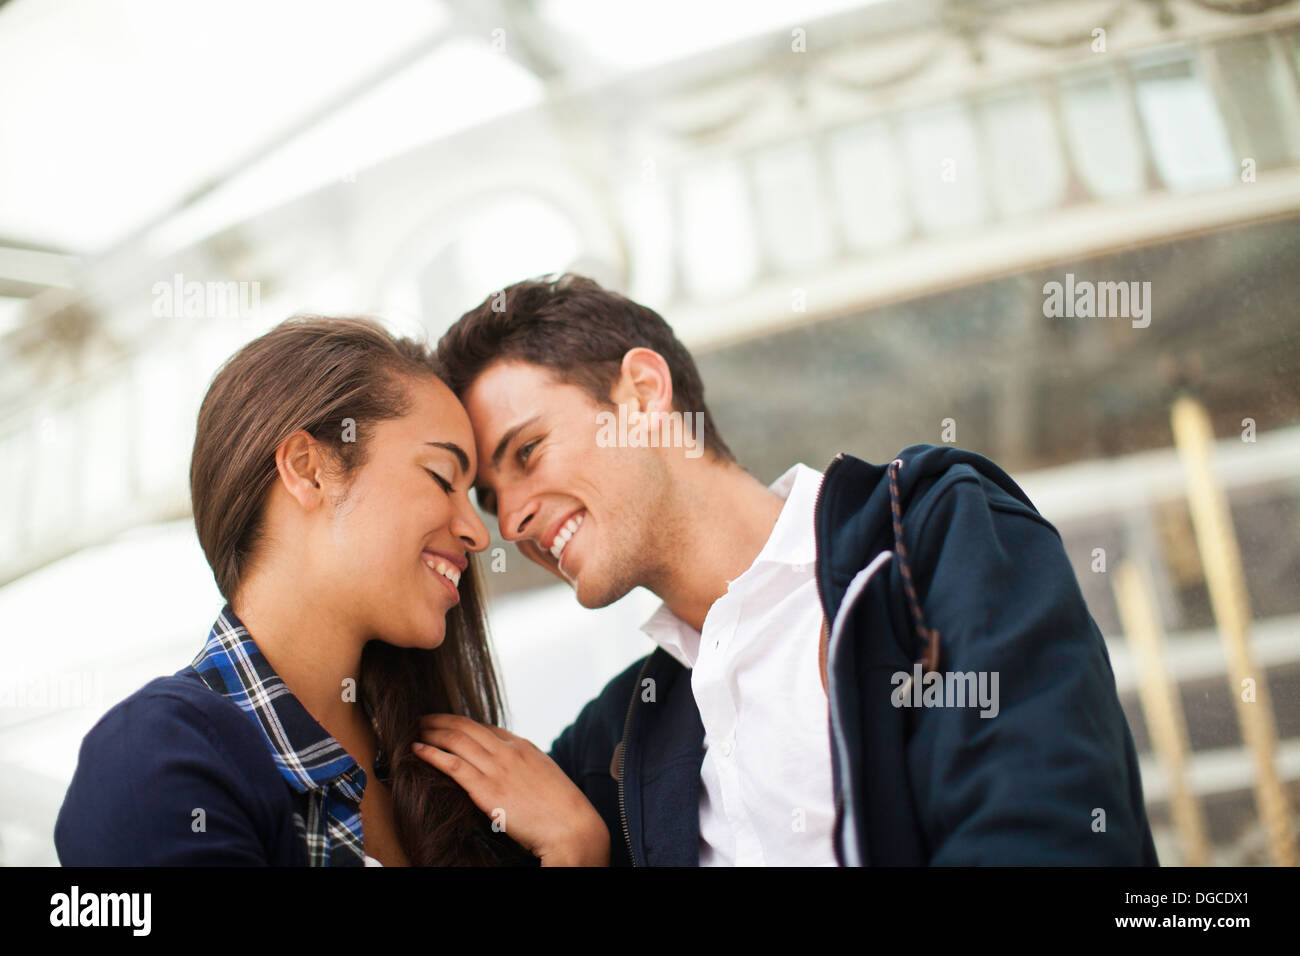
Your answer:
[548,445,1159,866]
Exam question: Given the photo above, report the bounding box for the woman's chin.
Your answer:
[415,614,448,649]
[382,611,448,650]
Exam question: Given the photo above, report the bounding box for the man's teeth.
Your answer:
[549,512,584,560]
[424,556,461,588]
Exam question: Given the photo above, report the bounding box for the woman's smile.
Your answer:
[422,550,463,603]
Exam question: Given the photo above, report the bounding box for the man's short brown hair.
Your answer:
[437,273,735,462]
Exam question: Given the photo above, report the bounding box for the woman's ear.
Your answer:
[275,430,327,510]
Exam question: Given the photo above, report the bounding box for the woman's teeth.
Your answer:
[424,556,461,588]
[549,512,584,561]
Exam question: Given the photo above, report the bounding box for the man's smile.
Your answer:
[545,509,586,565]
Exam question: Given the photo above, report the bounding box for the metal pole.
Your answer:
[1114,558,1211,865]
[1171,395,1296,866]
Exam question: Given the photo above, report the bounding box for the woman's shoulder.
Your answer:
[80,668,290,786]
[56,668,302,865]
[86,669,259,753]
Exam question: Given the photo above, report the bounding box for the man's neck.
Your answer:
[650,460,786,632]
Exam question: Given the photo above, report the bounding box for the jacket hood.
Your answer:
[815,443,1038,624]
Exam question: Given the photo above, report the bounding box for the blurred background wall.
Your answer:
[1,0,1297,866]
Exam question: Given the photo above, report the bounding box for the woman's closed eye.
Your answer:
[425,469,454,493]
[518,439,539,465]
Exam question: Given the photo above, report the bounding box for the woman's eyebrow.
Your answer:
[424,441,470,475]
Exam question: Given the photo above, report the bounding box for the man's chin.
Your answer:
[520,547,629,608]
[571,572,634,611]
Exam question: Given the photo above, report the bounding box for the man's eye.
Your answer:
[426,470,453,493]
[519,439,539,464]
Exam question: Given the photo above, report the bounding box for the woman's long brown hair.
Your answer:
[190,315,536,866]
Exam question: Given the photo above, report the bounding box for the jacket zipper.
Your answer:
[812,452,847,632]
[824,549,893,867]
[812,452,850,862]
[616,654,653,867]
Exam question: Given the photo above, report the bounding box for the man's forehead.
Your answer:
[466,359,569,407]
[464,364,578,448]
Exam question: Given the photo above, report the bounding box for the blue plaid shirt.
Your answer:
[187,605,369,866]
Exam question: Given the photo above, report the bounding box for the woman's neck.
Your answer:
[230,573,375,762]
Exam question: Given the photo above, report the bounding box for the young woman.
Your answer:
[54,316,609,866]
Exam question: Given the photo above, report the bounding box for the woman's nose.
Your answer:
[453,501,491,553]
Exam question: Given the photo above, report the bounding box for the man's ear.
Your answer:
[275,430,328,510]
[612,347,674,415]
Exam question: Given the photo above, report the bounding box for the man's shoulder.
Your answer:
[548,649,685,775]
[551,653,650,743]
[825,446,1048,540]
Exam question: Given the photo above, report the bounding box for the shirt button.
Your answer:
[720,740,734,757]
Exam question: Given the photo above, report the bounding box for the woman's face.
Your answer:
[323,374,490,649]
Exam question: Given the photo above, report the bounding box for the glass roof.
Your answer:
[0,0,880,256]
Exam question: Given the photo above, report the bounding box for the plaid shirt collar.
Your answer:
[189,605,368,866]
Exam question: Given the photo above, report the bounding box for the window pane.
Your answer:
[618,175,676,306]
[677,159,760,300]
[0,431,28,567]
[899,102,987,233]
[980,88,1067,218]
[133,351,190,504]
[1059,71,1146,200]
[826,120,910,251]
[749,140,835,271]
[29,410,79,544]
[1213,35,1297,168]
[82,380,132,520]
[1133,52,1236,192]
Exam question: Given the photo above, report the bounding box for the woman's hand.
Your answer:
[412,714,610,866]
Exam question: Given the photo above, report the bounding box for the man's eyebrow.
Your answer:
[491,415,541,469]
[425,441,469,475]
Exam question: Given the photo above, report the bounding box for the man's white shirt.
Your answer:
[639,463,836,866]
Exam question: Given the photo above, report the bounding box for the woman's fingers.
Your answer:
[412,716,519,814]
[409,740,488,795]
[416,726,496,773]
[411,713,606,862]
[418,713,513,746]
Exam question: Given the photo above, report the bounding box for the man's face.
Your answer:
[462,360,673,608]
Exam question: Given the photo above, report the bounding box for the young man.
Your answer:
[432,273,1158,867]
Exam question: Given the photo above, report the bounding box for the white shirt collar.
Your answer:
[748,462,821,572]
[639,463,823,668]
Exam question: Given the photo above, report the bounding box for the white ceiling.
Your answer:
[0,0,875,257]
[0,0,457,253]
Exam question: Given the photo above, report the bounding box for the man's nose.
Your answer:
[499,495,540,543]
